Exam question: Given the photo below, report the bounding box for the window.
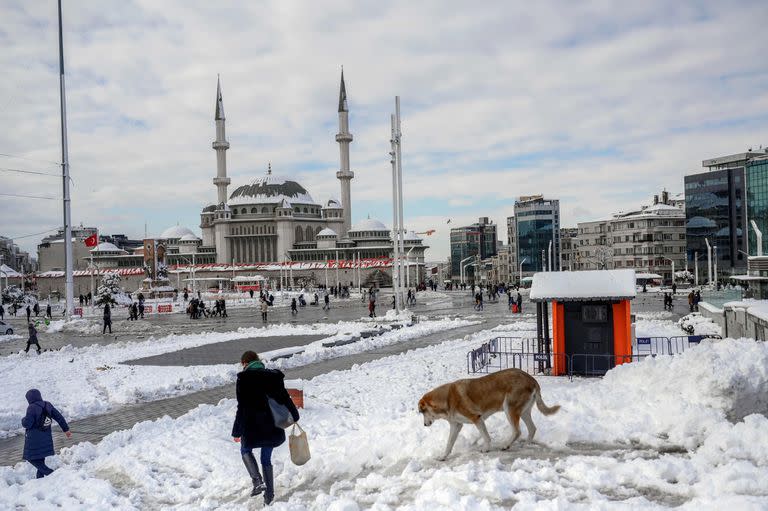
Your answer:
[262,207,268,214]
[241,208,246,214]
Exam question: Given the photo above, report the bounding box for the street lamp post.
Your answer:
[704,238,713,286]
[519,257,528,284]
[459,256,474,286]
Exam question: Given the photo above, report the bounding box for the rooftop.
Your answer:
[530,269,637,302]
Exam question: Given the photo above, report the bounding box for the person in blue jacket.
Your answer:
[21,389,71,478]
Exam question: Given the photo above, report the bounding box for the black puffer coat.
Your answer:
[231,367,300,449]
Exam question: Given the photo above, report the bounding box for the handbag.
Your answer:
[288,424,311,466]
[268,397,295,429]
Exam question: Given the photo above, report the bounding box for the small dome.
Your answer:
[317,228,338,238]
[91,242,126,254]
[350,218,388,232]
[160,225,196,239]
[180,233,200,242]
[324,198,342,209]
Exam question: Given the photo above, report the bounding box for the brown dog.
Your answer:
[418,368,560,459]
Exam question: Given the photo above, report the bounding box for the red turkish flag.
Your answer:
[84,233,98,247]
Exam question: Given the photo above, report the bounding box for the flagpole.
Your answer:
[58,0,74,319]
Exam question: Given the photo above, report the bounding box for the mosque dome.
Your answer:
[317,228,338,238]
[90,242,126,254]
[159,225,197,239]
[350,218,388,232]
[179,233,200,242]
[229,170,317,206]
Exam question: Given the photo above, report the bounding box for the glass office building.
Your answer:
[450,217,497,281]
[683,152,766,276]
[747,157,768,255]
[510,196,560,273]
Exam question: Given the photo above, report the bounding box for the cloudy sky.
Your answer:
[2,0,767,261]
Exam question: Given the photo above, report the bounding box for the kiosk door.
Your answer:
[564,302,614,375]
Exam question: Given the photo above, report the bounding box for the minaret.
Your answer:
[213,75,231,207]
[335,68,354,237]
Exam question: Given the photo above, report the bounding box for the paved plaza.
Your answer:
[0,289,688,467]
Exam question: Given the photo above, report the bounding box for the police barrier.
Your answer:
[468,335,719,378]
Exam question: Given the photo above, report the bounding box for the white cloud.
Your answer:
[1,0,767,262]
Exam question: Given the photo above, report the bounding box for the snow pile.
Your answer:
[2,326,767,508]
[0,317,474,439]
[677,313,722,336]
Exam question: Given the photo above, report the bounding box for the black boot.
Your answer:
[263,464,274,505]
[241,452,266,496]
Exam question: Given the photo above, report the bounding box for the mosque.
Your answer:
[36,71,428,294]
[164,71,427,282]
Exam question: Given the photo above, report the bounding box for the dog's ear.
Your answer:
[418,396,427,413]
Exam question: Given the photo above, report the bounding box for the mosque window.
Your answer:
[241,208,246,214]
[251,208,257,214]
[262,207,268,214]
[305,226,313,241]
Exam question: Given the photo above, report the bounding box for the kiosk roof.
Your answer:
[530,269,637,302]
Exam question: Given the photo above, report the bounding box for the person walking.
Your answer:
[22,389,71,478]
[138,301,145,319]
[232,351,300,504]
[103,303,112,334]
[260,299,268,323]
[25,323,41,354]
[291,298,298,315]
[368,297,376,318]
[672,282,677,295]
[687,291,694,313]
[0,304,4,321]
[45,303,52,319]
[33,303,40,317]
[516,292,522,314]
[26,305,31,322]
[323,292,330,311]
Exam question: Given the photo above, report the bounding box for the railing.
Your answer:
[468,335,721,378]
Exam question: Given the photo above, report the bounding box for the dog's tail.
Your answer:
[534,388,560,416]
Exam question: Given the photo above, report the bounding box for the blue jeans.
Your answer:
[28,458,53,478]
[241,446,273,467]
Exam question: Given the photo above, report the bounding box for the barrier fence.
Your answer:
[468,334,721,378]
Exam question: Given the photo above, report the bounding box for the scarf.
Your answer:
[245,360,265,371]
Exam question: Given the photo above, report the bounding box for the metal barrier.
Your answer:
[468,335,720,378]
[634,335,721,356]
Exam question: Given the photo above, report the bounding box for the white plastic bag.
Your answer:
[289,423,311,466]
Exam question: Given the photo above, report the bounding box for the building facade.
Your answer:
[508,195,560,274]
[0,236,35,273]
[684,151,757,277]
[610,201,686,282]
[746,154,768,256]
[559,227,578,271]
[575,218,614,271]
[450,217,497,282]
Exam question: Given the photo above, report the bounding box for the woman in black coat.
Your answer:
[232,351,299,505]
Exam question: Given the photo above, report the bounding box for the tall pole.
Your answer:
[58,0,74,319]
[395,97,406,303]
[548,240,553,273]
[694,251,699,287]
[705,238,712,285]
[390,114,401,312]
[713,246,718,286]
[335,250,340,287]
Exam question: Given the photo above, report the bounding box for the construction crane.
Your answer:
[416,229,436,236]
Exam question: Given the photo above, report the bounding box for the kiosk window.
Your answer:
[582,305,607,323]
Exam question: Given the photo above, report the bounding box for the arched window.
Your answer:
[262,207,268,214]
[305,226,313,241]
[251,208,257,214]
[241,208,246,214]
[295,226,304,243]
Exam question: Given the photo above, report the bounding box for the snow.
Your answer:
[1,322,767,509]
[677,313,722,336]
[530,269,637,301]
[350,218,388,232]
[0,264,23,278]
[0,316,475,439]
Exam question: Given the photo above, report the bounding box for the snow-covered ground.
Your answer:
[2,314,767,509]
[0,313,475,439]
